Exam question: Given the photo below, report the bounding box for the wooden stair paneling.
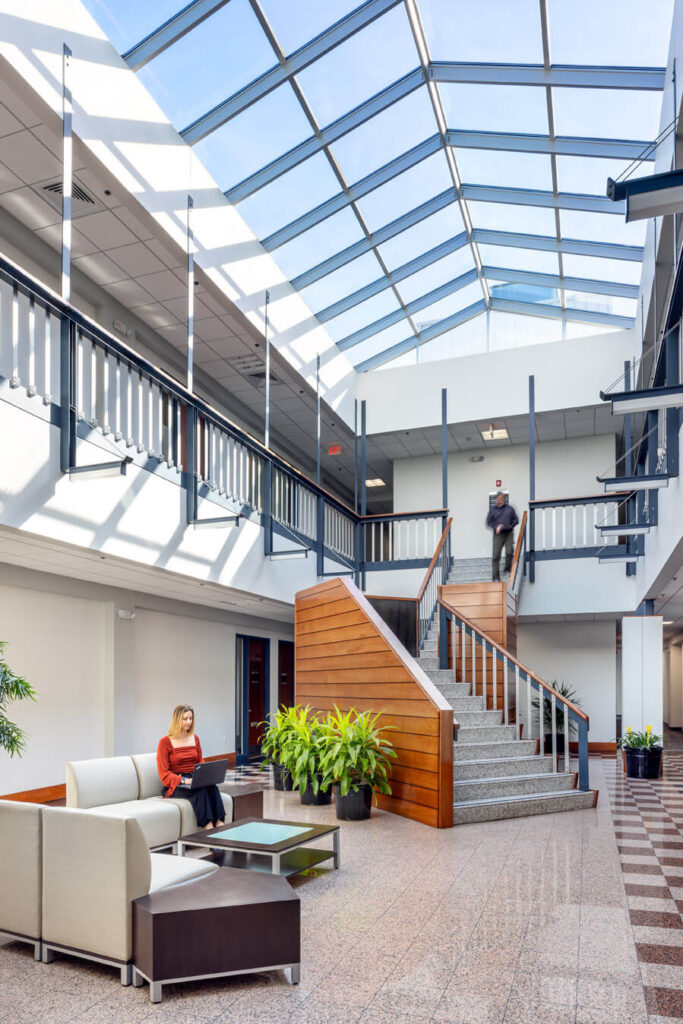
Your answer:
[295,577,453,828]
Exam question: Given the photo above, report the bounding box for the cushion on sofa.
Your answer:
[87,799,181,849]
[148,852,217,894]
[168,791,233,836]
[0,800,42,940]
[131,753,164,799]
[42,808,151,963]
[66,756,139,809]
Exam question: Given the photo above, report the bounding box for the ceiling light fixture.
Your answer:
[469,456,484,463]
[481,424,509,441]
[365,478,385,488]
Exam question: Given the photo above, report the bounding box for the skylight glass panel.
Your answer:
[414,281,484,326]
[491,282,560,306]
[415,316,489,362]
[376,206,466,271]
[258,0,360,55]
[440,84,549,135]
[300,251,385,311]
[455,150,554,191]
[562,254,642,286]
[355,152,452,233]
[564,293,637,318]
[82,0,183,54]
[478,245,560,276]
[489,311,563,349]
[555,155,654,196]
[420,0,543,62]
[295,4,419,127]
[396,248,477,305]
[560,210,647,247]
[552,89,663,143]
[272,209,364,281]
[196,85,316,192]
[327,290,403,344]
[548,0,673,66]
[351,322,417,367]
[329,88,436,184]
[467,201,557,235]
[137,0,276,130]
[237,152,341,240]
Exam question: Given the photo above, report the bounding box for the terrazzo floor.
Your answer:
[3,755,683,1023]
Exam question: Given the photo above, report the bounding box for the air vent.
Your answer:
[32,176,104,220]
[248,370,280,384]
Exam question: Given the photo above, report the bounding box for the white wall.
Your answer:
[394,435,616,559]
[621,616,664,737]
[0,584,112,792]
[517,621,617,744]
[667,643,683,730]
[0,565,294,794]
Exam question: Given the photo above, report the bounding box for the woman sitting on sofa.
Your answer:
[157,704,225,830]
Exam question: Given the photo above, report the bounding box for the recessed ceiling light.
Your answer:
[469,456,484,463]
[664,620,674,625]
[481,424,509,441]
[366,478,385,488]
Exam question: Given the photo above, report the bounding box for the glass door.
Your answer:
[278,640,295,708]
[235,635,270,764]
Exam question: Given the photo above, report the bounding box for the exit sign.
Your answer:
[329,445,341,455]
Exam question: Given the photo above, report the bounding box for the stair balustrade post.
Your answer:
[439,603,449,670]
[316,495,324,577]
[577,718,589,792]
[59,315,75,473]
[263,461,273,556]
[185,406,196,524]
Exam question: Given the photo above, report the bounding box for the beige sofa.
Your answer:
[66,753,233,848]
[0,800,42,960]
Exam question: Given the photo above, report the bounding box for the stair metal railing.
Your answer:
[437,598,590,792]
[416,517,452,653]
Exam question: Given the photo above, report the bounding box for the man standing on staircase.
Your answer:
[487,491,518,583]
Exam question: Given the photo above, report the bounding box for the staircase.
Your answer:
[447,557,491,584]
[417,616,596,823]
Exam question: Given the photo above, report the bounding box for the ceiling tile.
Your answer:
[109,242,167,277]
[77,209,139,249]
[0,130,61,183]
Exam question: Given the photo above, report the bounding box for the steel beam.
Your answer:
[473,228,643,262]
[461,182,623,214]
[430,62,666,90]
[445,129,652,160]
[337,267,478,349]
[262,134,441,250]
[354,299,486,372]
[181,0,402,143]
[225,67,424,202]
[123,0,231,70]
[483,266,639,299]
[490,296,635,328]
[291,187,458,290]
[315,233,469,322]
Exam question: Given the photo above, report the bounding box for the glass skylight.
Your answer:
[456,150,554,192]
[420,0,544,63]
[440,84,549,135]
[237,152,342,241]
[258,0,361,56]
[548,0,674,67]
[396,248,477,306]
[355,151,452,233]
[477,245,560,276]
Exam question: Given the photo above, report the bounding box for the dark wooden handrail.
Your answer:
[509,510,527,589]
[530,492,631,508]
[438,595,589,723]
[417,517,453,602]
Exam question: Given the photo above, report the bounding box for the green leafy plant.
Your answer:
[279,706,326,795]
[618,725,662,749]
[259,705,301,769]
[531,681,582,735]
[319,707,396,800]
[0,641,37,757]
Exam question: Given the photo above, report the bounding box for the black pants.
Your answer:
[167,784,225,827]
[492,529,514,581]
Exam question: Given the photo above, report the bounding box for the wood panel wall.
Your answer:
[295,577,453,828]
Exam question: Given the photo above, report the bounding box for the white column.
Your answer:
[621,616,663,736]
[669,644,683,730]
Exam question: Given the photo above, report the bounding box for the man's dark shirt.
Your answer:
[486,504,519,532]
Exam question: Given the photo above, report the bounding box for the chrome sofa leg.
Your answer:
[291,964,301,984]
[41,946,55,964]
[150,981,162,1003]
[132,968,144,988]
[120,964,132,986]
[33,941,42,962]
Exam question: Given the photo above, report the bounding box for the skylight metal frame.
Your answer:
[122,0,666,370]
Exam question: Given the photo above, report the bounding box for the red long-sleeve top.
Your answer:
[157,735,204,797]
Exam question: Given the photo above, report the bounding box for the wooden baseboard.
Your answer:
[1,752,237,804]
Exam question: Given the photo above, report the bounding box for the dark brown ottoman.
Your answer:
[219,781,265,821]
[132,865,300,1002]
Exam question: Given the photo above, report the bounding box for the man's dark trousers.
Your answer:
[492,529,514,581]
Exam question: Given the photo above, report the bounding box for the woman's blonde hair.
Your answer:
[168,704,195,739]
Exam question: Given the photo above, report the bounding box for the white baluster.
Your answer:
[564,703,570,773]
[26,297,36,397]
[551,692,557,773]
[0,279,12,381]
[503,659,508,725]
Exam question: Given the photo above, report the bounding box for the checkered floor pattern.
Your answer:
[223,763,273,788]
[604,751,683,1019]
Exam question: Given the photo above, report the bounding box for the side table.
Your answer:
[219,782,265,821]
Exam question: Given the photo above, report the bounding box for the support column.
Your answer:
[621,615,663,735]
[667,643,683,731]
[186,195,194,392]
[59,44,74,474]
[264,289,270,449]
[316,354,321,486]
[360,400,366,591]
[528,375,535,583]
[441,387,448,527]
[624,360,637,577]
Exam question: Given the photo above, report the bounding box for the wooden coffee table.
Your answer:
[177,817,340,877]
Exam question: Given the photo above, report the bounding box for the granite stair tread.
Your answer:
[453,788,596,824]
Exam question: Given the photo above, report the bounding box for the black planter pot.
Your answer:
[625,747,648,778]
[300,774,331,805]
[644,746,663,779]
[272,762,293,791]
[333,782,373,821]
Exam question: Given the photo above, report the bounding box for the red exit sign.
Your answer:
[329,445,341,456]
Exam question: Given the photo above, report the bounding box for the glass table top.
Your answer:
[211,822,312,846]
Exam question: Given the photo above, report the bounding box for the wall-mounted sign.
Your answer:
[328,445,341,456]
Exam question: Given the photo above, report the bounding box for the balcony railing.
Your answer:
[0,251,444,583]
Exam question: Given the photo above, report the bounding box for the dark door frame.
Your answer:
[278,639,295,709]
[236,634,270,765]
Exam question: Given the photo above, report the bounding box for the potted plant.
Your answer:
[319,708,396,821]
[280,706,331,805]
[619,725,663,779]
[259,706,299,791]
[532,681,582,755]
[0,641,37,757]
